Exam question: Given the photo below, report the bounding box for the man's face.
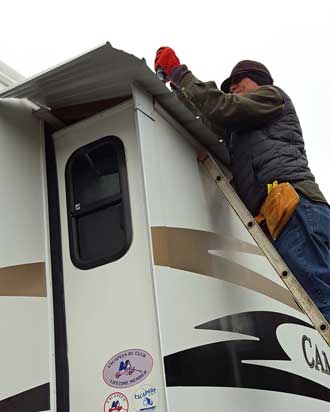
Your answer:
[229,76,259,95]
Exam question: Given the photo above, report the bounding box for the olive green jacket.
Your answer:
[172,72,327,204]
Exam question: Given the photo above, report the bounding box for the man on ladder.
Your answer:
[154,47,330,322]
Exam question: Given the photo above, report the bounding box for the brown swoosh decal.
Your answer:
[0,383,49,412]
[151,227,300,312]
[0,262,46,297]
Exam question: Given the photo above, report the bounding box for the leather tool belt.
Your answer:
[255,182,300,240]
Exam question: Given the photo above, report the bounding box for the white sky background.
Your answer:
[1,0,329,199]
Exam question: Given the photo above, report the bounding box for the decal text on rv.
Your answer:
[302,335,330,374]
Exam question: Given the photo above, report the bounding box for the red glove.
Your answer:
[154,47,181,78]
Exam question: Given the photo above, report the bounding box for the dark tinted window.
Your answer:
[66,136,132,269]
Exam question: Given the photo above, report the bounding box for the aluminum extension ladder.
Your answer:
[199,151,330,346]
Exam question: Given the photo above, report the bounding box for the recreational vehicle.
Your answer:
[0,43,329,412]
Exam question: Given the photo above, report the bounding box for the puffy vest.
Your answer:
[228,87,315,216]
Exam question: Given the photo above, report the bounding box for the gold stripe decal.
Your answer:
[0,262,46,297]
[151,227,300,312]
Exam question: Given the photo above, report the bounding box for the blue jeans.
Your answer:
[273,194,330,322]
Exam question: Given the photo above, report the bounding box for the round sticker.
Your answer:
[103,349,153,388]
[104,392,129,412]
[134,384,159,411]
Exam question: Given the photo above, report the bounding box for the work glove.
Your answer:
[154,47,181,80]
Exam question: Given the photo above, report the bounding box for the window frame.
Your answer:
[65,135,132,270]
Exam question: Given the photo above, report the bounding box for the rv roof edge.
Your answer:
[0,59,25,89]
[0,42,111,96]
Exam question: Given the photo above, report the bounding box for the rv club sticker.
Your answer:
[104,392,129,412]
[134,384,159,412]
[103,349,153,388]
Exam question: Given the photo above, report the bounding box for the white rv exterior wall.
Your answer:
[0,98,45,267]
[0,97,50,409]
[135,88,330,411]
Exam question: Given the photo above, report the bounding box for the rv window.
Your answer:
[65,136,132,269]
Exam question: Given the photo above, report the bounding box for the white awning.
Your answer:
[0,42,229,164]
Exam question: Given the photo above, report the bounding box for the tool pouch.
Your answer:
[255,183,300,240]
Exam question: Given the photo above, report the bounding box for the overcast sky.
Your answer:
[1,0,329,199]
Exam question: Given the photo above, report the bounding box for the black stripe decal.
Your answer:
[164,312,330,403]
[0,383,50,412]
